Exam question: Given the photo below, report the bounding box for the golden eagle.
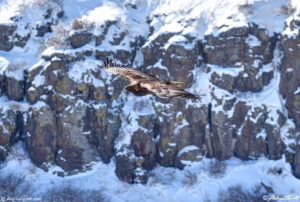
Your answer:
[103,58,198,99]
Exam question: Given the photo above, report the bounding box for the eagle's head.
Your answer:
[123,86,136,94]
[123,84,151,97]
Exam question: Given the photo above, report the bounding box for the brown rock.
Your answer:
[0,109,17,162]
[294,147,300,178]
[115,152,136,184]
[24,102,57,168]
[211,110,234,160]
[131,129,156,170]
[56,101,100,171]
[69,31,93,48]
[280,18,300,128]
[0,25,17,51]
[5,76,25,101]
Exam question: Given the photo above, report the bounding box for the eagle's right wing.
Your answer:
[103,58,158,83]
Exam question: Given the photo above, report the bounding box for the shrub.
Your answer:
[209,160,227,178]
[267,167,283,175]
[43,184,107,202]
[238,1,254,15]
[35,0,64,9]
[71,19,95,31]
[182,170,198,187]
[45,25,70,48]
[218,183,273,202]
[0,173,33,198]
[279,2,296,15]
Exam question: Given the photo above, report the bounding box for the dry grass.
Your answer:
[267,167,283,175]
[17,0,27,14]
[209,160,227,178]
[182,170,198,187]
[44,24,70,48]
[279,2,296,15]
[9,103,23,111]
[35,0,63,9]
[17,0,63,14]
[0,173,33,198]
[238,1,254,16]
[43,183,107,202]
[71,18,95,31]
[218,183,274,202]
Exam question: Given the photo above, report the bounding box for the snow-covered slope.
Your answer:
[1,142,300,201]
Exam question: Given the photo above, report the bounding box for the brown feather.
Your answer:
[104,58,158,83]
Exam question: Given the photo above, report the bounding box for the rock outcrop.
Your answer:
[280,17,300,129]
[205,24,276,93]
[0,109,17,161]
[0,1,300,184]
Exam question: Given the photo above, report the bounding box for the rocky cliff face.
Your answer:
[0,0,299,183]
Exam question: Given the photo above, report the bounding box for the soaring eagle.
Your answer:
[103,58,198,99]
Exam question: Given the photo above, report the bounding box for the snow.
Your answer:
[168,143,177,147]
[208,64,245,77]
[68,59,105,87]
[246,34,262,47]
[256,129,267,140]
[255,63,273,79]
[80,1,124,33]
[294,87,300,95]
[177,145,200,157]
[1,142,300,202]
[31,101,47,110]
[115,95,155,151]
[163,35,191,50]
[0,95,30,112]
[32,73,45,87]
[0,145,7,152]
[148,0,293,40]
[0,0,24,24]
[282,15,300,38]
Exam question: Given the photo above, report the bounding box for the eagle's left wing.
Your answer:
[104,58,158,83]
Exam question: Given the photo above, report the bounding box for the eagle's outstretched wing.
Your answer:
[140,81,199,99]
[104,58,158,83]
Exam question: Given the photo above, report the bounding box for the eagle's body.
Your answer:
[103,58,198,99]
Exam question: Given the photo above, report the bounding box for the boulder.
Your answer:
[5,76,25,101]
[0,25,16,51]
[69,31,93,48]
[294,147,300,178]
[56,101,100,172]
[142,34,200,82]
[211,110,234,160]
[91,104,121,163]
[131,129,156,170]
[36,22,52,37]
[24,102,57,169]
[205,24,276,92]
[115,152,136,184]
[0,109,17,162]
[175,145,203,169]
[280,18,300,128]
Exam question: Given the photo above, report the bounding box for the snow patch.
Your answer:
[177,145,200,157]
